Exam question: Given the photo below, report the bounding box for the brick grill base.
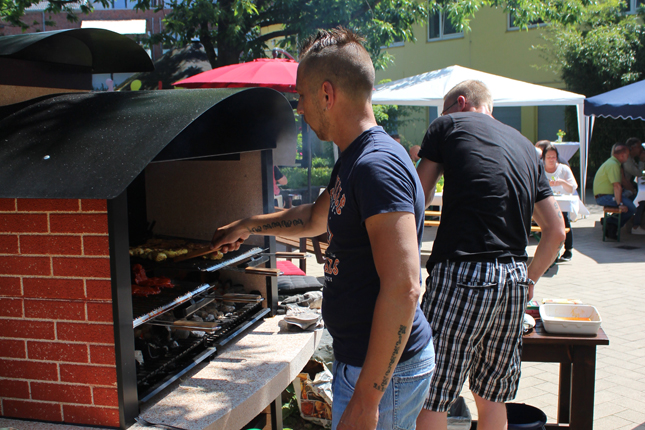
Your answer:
[0,198,119,427]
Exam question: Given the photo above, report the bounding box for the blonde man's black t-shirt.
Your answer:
[419,112,552,268]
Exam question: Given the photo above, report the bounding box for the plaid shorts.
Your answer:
[421,258,528,412]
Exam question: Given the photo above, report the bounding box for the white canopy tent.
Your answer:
[372,65,589,198]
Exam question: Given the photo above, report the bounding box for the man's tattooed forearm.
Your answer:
[248,218,304,233]
[374,325,407,392]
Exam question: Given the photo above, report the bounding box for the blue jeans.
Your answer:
[331,341,435,430]
[596,192,635,227]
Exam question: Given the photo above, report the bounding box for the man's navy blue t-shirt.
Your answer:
[322,126,432,367]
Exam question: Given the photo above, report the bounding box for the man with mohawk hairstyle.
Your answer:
[212,27,434,430]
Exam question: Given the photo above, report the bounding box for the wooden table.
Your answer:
[522,320,609,430]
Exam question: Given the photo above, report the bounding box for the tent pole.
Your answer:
[576,103,587,204]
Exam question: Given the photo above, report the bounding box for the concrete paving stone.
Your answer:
[594,389,633,404]
[516,392,559,410]
[604,366,645,380]
[600,375,645,391]
[529,368,562,384]
[599,348,637,360]
[529,380,559,394]
[593,401,629,419]
[517,376,546,389]
[616,424,645,430]
[593,414,633,430]
[614,408,645,424]
[520,365,549,377]
[624,348,645,358]
[607,395,645,412]
[606,384,645,400]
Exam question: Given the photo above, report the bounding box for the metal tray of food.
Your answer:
[130,236,265,272]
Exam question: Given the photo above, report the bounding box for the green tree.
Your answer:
[537,0,645,178]
[3,0,594,70]
[1,0,109,30]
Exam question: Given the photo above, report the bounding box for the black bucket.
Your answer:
[506,403,547,430]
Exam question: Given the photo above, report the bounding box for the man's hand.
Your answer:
[210,191,331,253]
[338,396,379,430]
[529,196,566,285]
[619,204,629,213]
[211,221,250,253]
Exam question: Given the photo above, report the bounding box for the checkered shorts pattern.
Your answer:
[421,259,528,412]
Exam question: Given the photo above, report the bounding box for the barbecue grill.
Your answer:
[0,87,297,429]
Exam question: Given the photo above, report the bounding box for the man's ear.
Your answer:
[457,95,467,111]
[321,81,335,110]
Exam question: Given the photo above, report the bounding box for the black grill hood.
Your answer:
[0,28,154,73]
[0,88,296,199]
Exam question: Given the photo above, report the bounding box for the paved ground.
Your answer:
[301,193,645,430]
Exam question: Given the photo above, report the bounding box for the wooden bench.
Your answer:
[602,206,622,242]
[272,207,329,271]
[275,235,329,272]
[424,221,569,235]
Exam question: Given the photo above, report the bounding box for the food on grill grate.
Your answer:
[131,264,173,296]
[202,250,224,260]
[132,285,161,297]
[130,238,224,262]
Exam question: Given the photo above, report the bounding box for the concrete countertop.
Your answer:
[0,316,322,430]
[133,315,321,430]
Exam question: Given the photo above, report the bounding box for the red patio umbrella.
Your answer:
[172,58,298,93]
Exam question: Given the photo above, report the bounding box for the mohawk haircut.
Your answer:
[298,27,375,102]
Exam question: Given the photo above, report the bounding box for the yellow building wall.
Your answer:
[376,6,562,144]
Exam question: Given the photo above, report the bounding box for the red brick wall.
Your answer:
[0,198,119,427]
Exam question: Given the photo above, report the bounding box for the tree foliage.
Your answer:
[1,0,109,30]
[2,0,599,70]
[536,0,645,178]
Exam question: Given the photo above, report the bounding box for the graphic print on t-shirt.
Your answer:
[325,176,345,281]
[329,176,346,215]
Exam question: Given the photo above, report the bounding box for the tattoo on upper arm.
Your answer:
[248,218,304,234]
[374,325,407,392]
[554,201,562,218]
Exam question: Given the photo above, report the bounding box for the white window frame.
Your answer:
[507,13,546,31]
[623,0,644,14]
[380,40,405,49]
[427,10,463,42]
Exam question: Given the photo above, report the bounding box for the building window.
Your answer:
[427,10,463,41]
[622,0,645,13]
[537,106,566,142]
[507,12,545,30]
[493,107,522,132]
[380,37,405,49]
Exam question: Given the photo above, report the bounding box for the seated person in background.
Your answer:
[273,165,288,207]
[621,137,644,197]
[535,140,570,166]
[542,144,576,261]
[593,144,636,239]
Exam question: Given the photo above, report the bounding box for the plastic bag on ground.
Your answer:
[292,360,333,428]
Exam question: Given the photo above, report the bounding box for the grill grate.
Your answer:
[132,281,217,328]
[136,299,267,402]
[132,244,264,272]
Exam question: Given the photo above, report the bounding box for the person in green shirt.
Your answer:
[593,144,636,238]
